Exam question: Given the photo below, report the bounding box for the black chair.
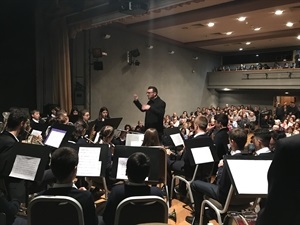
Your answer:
[114,196,168,225]
[28,195,84,225]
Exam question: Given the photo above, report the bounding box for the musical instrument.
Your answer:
[0,111,10,133]
[224,211,257,225]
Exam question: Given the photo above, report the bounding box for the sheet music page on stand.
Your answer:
[77,147,102,176]
[45,129,66,148]
[31,129,42,137]
[9,155,41,181]
[116,157,128,180]
[191,146,214,164]
[170,133,184,146]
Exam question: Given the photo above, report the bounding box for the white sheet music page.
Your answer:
[191,146,214,164]
[45,129,66,148]
[77,147,102,176]
[116,157,128,180]
[31,129,42,137]
[170,133,184,146]
[9,155,41,181]
[227,160,272,195]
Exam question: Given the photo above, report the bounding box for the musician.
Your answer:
[93,106,110,132]
[70,120,89,144]
[133,86,166,136]
[29,109,45,127]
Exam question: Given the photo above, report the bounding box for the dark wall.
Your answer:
[0,0,36,113]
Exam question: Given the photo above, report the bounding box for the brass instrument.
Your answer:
[0,112,10,133]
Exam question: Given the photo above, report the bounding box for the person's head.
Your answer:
[126,152,150,183]
[100,125,114,143]
[70,108,79,115]
[31,110,40,120]
[72,120,88,141]
[98,107,109,119]
[228,128,247,150]
[253,128,272,150]
[270,130,286,151]
[215,113,228,129]
[80,109,90,122]
[51,147,78,183]
[124,124,132,131]
[142,128,160,146]
[6,108,29,133]
[56,109,69,124]
[193,115,208,132]
[146,86,158,100]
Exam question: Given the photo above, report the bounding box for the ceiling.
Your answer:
[70,0,300,53]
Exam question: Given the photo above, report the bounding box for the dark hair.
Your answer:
[100,125,114,142]
[142,128,160,146]
[194,116,208,131]
[51,147,78,181]
[7,108,29,130]
[79,109,89,120]
[72,120,88,142]
[271,130,286,141]
[126,152,150,183]
[254,128,272,147]
[216,113,228,127]
[148,86,158,94]
[229,128,247,150]
[98,106,110,119]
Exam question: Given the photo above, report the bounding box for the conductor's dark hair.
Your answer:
[254,128,272,147]
[126,152,150,183]
[7,108,29,130]
[51,147,78,181]
[229,128,247,150]
[148,86,158,94]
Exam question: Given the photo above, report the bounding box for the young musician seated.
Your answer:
[38,147,98,225]
[100,152,164,225]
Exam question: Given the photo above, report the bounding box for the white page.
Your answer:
[130,140,143,146]
[227,160,272,195]
[126,133,144,146]
[44,129,66,148]
[31,129,42,137]
[77,147,102,176]
[191,146,214,164]
[116,157,128,179]
[94,132,100,143]
[170,133,184,146]
[9,155,41,181]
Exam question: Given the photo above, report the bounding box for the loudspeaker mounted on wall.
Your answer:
[94,61,103,70]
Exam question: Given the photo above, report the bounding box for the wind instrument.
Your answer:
[0,112,10,133]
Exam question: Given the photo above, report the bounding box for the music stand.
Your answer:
[30,123,48,137]
[44,124,75,148]
[163,127,184,147]
[125,133,144,146]
[111,146,166,184]
[94,117,123,132]
[224,155,273,198]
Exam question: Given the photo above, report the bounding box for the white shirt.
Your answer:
[255,147,271,155]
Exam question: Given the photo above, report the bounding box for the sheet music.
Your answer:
[116,157,128,179]
[44,128,66,148]
[125,133,144,146]
[9,155,41,181]
[77,147,102,176]
[191,146,214,164]
[31,129,42,137]
[170,133,184,146]
[227,160,272,195]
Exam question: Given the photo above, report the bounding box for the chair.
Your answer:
[27,195,85,225]
[199,185,260,225]
[114,196,168,225]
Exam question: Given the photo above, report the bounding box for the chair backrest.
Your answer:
[27,195,85,225]
[114,196,168,225]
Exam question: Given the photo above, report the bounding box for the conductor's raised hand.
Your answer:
[133,94,138,101]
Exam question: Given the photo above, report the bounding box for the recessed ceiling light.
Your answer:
[285,91,289,95]
[275,10,283,15]
[237,17,246,22]
[256,54,259,57]
[286,22,294,27]
[207,22,215,27]
[297,35,300,40]
[223,88,231,91]
[239,48,243,51]
[254,27,261,31]
[246,42,251,45]
[225,31,233,35]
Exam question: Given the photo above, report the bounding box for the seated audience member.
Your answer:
[256,134,300,225]
[101,152,163,225]
[142,128,161,146]
[186,128,248,225]
[134,120,144,132]
[39,147,98,225]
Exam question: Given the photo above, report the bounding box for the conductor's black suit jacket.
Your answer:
[257,134,300,225]
[133,96,166,134]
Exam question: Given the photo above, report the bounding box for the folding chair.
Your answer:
[199,185,260,225]
[27,195,85,225]
[114,196,168,225]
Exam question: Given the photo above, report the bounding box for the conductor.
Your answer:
[133,86,166,136]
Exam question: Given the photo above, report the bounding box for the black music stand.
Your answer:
[163,127,183,147]
[224,154,273,198]
[44,124,75,148]
[94,117,123,132]
[30,123,48,137]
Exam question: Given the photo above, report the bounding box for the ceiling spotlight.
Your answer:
[246,42,251,45]
[237,17,246,22]
[223,88,231,91]
[254,27,261,31]
[168,50,175,54]
[297,35,300,40]
[286,22,294,27]
[239,48,243,51]
[256,54,259,57]
[225,31,233,35]
[147,45,154,49]
[285,91,289,95]
[207,22,215,27]
[103,34,111,39]
[275,10,283,15]
[193,56,199,60]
